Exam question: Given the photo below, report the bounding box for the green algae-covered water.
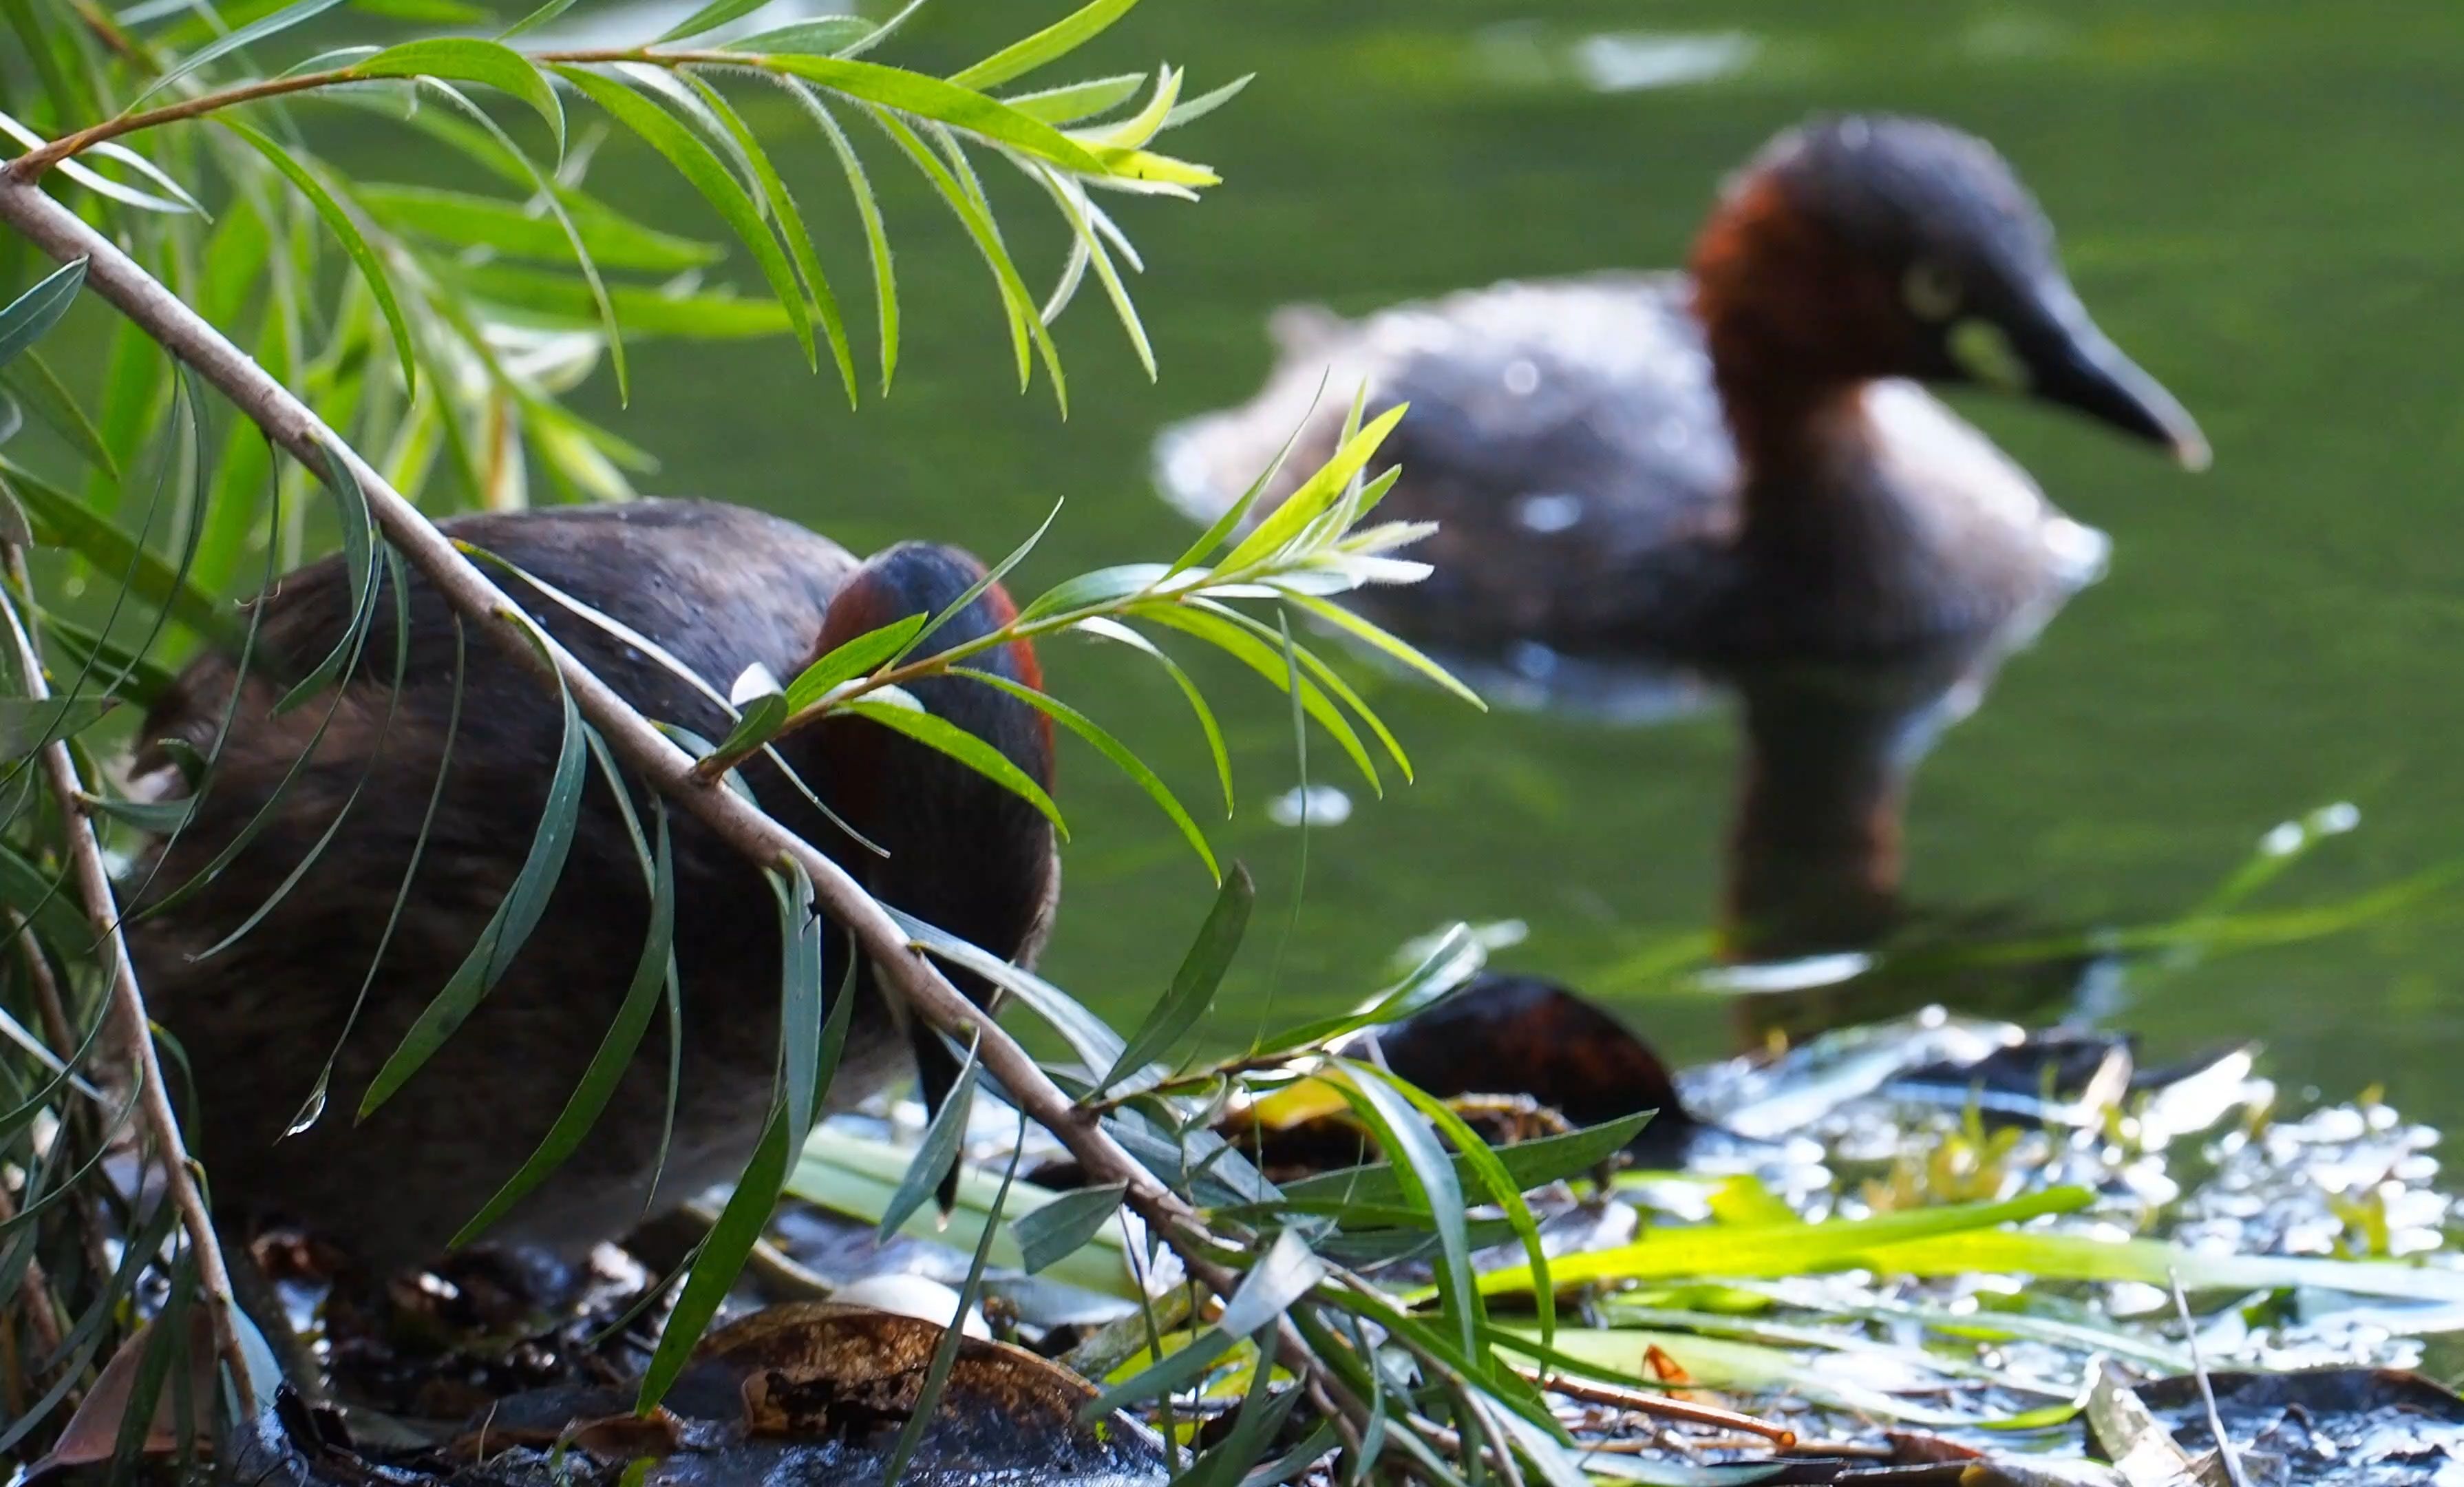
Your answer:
[397,1,2464,1116]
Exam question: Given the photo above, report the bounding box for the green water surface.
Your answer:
[414,1,2464,1116]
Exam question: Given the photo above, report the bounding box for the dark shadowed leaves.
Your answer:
[0,257,87,370]
[1011,1181,1129,1274]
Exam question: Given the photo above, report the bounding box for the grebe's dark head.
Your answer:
[1690,114,2207,468]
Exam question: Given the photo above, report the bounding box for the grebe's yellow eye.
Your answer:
[1947,318,2031,392]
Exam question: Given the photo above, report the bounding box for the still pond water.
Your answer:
[469,2,2464,1119]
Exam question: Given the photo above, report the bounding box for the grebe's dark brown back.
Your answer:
[125,499,1058,1276]
[1155,115,2205,958]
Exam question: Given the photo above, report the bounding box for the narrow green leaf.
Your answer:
[1010,1180,1127,1274]
[842,697,1069,837]
[1138,604,1379,794]
[551,65,816,374]
[683,73,858,407]
[1026,162,1153,378]
[1284,592,1485,710]
[1072,616,1231,814]
[881,1139,1027,1486]
[498,0,574,39]
[723,17,875,53]
[1017,563,1166,624]
[0,698,116,760]
[449,803,675,1247]
[1098,864,1250,1092]
[352,39,563,154]
[272,438,378,712]
[658,0,768,41]
[951,666,1215,880]
[867,109,1045,401]
[1181,1351,1305,1487]
[781,613,926,711]
[1381,1071,1555,1350]
[1168,401,1313,576]
[451,262,783,339]
[1003,72,1147,125]
[877,1035,978,1239]
[776,861,829,1130]
[0,257,86,370]
[359,619,589,1117]
[0,840,87,963]
[708,688,787,760]
[354,182,721,271]
[1470,1190,2099,1298]
[1081,1229,1324,1420]
[220,119,418,397]
[1074,61,1180,151]
[1161,72,1251,130]
[1217,403,1408,573]
[906,498,1061,660]
[0,461,236,646]
[4,352,119,477]
[754,54,1109,173]
[1197,601,1412,782]
[639,1104,786,1404]
[1275,1111,1652,1211]
[1332,1062,1480,1358]
[949,0,1142,89]
[1249,922,1482,1057]
[780,83,898,392]
[891,907,1125,1079]
[34,609,177,707]
[134,0,349,103]
[638,903,860,1408]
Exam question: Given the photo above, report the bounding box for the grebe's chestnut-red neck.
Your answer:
[1687,114,2208,493]
[797,542,1059,1182]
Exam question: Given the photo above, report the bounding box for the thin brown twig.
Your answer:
[0,171,1350,1425]
[10,913,118,1286]
[0,1182,67,1358]
[0,546,255,1415]
[12,47,800,180]
[1517,1367,1798,1446]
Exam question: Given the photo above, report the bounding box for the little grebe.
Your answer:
[1155,115,2205,957]
[123,500,1058,1277]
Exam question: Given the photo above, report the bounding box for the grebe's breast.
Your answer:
[1774,380,2110,666]
[1154,274,1741,675]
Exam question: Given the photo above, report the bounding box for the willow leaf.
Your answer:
[948,0,1143,90]
[220,119,418,396]
[135,0,349,103]
[756,53,1107,173]
[552,65,815,374]
[684,73,857,405]
[840,697,1068,836]
[353,39,563,154]
[359,620,588,1117]
[954,666,1216,879]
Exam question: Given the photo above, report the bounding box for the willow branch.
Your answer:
[0,171,1346,1411]
[0,545,254,1415]
[14,49,809,180]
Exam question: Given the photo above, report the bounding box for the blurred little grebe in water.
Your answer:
[123,502,1058,1285]
[1156,114,2205,961]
